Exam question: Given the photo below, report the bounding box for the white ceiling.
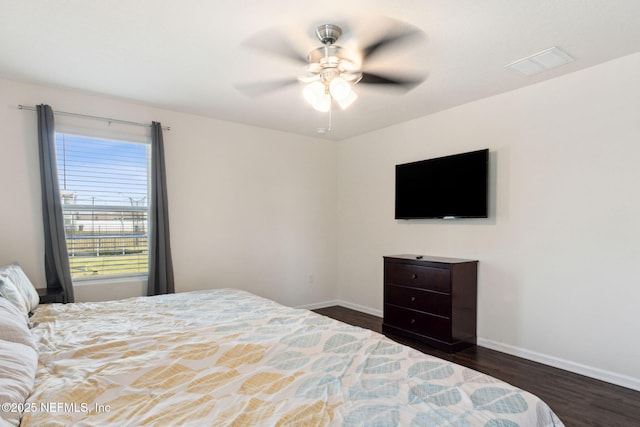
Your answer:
[1,1,639,140]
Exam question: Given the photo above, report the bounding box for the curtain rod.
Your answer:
[18,105,170,131]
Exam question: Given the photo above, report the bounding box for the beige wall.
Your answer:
[0,78,338,307]
[336,53,640,389]
[1,52,639,391]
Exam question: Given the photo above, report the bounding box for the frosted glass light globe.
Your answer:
[303,82,331,112]
[328,77,351,101]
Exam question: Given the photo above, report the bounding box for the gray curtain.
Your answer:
[148,122,174,295]
[36,104,74,303]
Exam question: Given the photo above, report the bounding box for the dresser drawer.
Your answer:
[385,284,451,317]
[384,262,451,293]
[384,304,451,342]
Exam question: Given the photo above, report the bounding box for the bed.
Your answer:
[2,287,564,426]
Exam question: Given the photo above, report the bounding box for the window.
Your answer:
[55,133,150,280]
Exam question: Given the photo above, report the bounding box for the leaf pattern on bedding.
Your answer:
[279,329,322,348]
[25,289,564,427]
[130,363,196,390]
[311,355,352,372]
[365,341,404,355]
[409,383,462,407]
[216,343,266,368]
[101,393,170,423]
[138,394,217,425]
[294,375,341,399]
[356,356,401,374]
[168,341,220,360]
[302,316,334,326]
[275,400,335,426]
[410,409,474,427]
[48,379,109,414]
[71,340,130,359]
[120,349,153,359]
[266,350,311,370]
[348,379,400,400]
[268,316,299,325]
[323,333,363,353]
[343,405,400,426]
[218,397,277,425]
[463,367,503,383]
[471,387,528,414]
[239,371,303,395]
[484,419,521,427]
[186,369,240,394]
[409,361,455,380]
[214,322,252,333]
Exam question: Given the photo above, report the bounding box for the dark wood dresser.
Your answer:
[382,254,478,353]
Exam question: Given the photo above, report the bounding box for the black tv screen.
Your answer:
[395,149,489,219]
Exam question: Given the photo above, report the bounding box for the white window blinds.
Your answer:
[55,133,150,279]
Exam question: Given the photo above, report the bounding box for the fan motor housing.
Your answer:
[316,24,342,45]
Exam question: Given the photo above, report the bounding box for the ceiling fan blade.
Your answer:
[235,78,299,97]
[361,26,424,62]
[360,72,425,91]
[241,30,307,65]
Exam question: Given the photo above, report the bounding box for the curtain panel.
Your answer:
[36,104,75,303]
[148,122,175,295]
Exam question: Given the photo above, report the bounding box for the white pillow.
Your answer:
[0,416,16,427]
[0,276,29,315]
[0,264,39,313]
[0,339,38,427]
[0,298,36,350]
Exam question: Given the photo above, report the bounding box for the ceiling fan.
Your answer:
[236,21,427,112]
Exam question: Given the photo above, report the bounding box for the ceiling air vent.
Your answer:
[505,47,574,76]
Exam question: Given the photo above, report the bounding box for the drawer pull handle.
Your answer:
[411,274,418,279]
[410,296,416,302]
[411,318,416,324]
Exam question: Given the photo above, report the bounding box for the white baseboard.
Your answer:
[300,299,640,392]
[334,300,384,318]
[478,338,640,392]
[296,300,340,311]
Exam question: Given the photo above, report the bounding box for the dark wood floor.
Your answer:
[313,306,640,427]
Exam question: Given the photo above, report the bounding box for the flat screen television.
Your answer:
[395,148,489,219]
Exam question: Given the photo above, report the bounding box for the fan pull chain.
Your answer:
[316,103,332,135]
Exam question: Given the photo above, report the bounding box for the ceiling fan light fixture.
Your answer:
[313,93,331,112]
[239,21,427,125]
[329,77,352,101]
[336,90,358,110]
[303,82,331,112]
[303,81,324,104]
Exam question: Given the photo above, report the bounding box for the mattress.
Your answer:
[23,289,564,426]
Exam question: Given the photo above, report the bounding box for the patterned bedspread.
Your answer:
[24,289,563,426]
